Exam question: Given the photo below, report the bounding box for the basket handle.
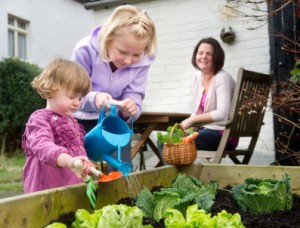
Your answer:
[168,123,186,144]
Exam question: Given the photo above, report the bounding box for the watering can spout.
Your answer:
[101,153,132,176]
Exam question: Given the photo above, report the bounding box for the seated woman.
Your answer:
[180,37,238,151]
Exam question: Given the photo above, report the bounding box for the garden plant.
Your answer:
[0,58,45,156]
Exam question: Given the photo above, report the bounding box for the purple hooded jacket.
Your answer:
[71,26,155,120]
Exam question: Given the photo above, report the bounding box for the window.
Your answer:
[8,15,29,59]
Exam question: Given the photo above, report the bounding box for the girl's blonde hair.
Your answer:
[31,58,91,99]
[99,5,157,61]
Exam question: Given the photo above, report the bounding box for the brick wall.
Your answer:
[0,0,273,163]
[93,0,274,164]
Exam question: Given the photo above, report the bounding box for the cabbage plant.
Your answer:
[136,173,218,221]
[231,174,293,213]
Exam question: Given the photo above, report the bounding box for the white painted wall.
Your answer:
[90,0,275,164]
[0,0,95,67]
[0,0,275,164]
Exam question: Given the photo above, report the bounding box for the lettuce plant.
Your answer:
[71,205,151,228]
[164,204,245,228]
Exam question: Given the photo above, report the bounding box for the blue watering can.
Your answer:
[84,101,133,176]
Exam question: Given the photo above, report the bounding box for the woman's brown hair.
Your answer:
[191,37,225,74]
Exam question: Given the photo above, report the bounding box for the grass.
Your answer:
[0,152,25,192]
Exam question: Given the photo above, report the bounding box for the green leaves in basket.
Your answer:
[157,124,193,144]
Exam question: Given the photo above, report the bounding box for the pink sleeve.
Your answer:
[23,116,68,167]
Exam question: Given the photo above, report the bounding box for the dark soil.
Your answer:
[50,185,300,228]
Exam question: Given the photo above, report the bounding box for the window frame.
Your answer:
[8,14,29,59]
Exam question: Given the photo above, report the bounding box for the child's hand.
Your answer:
[95,92,113,109]
[118,98,137,119]
[57,153,94,178]
[71,156,94,178]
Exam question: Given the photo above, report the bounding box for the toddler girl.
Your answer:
[22,58,93,193]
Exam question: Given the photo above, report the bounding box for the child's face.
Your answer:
[47,90,83,117]
[107,27,148,69]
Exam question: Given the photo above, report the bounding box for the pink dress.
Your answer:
[22,109,87,193]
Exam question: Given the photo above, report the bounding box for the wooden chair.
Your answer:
[197,68,272,164]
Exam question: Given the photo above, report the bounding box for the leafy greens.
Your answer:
[230,174,293,213]
[136,173,218,221]
[71,205,151,228]
[157,124,193,144]
[164,204,245,228]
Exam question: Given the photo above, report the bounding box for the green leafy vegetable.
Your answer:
[171,173,217,196]
[96,204,144,227]
[135,187,155,218]
[164,204,245,228]
[153,191,181,221]
[72,205,149,228]
[45,222,67,228]
[231,174,293,213]
[136,173,218,221]
[72,209,99,228]
[169,173,218,213]
[157,124,194,144]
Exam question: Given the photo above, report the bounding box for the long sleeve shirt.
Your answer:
[71,26,155,121]
[191,69,236,130]
[22,109,87,193]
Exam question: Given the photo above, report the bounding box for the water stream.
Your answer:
[125,171,142,204]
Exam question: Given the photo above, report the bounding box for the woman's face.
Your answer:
[107,27,148,69]
[195,43,214,73]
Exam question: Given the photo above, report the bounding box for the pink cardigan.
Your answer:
[191,69,236,131]
[22,109,87,193]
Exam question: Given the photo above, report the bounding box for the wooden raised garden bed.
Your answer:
[0,164,300,227]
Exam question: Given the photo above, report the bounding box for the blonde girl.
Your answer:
[71,5,157,172]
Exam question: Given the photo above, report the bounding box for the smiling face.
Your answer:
[107,26,149,69]
[195,43,214,74]
[47,90,83,117]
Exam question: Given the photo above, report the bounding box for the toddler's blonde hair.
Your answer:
[99,5,157,61]
[31,58,91,99]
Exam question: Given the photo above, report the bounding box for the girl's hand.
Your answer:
[117,98,138,119]
[71,156,94,177]
[57,154,94,178]
[95,92,113,110]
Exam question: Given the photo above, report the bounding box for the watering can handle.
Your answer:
[109,100,134,135]
[98,100,134,135]
[109,100,124,106]
[99,100,123,122]
[99,102,117,124]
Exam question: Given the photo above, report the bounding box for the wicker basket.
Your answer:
[162,124,197,165]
